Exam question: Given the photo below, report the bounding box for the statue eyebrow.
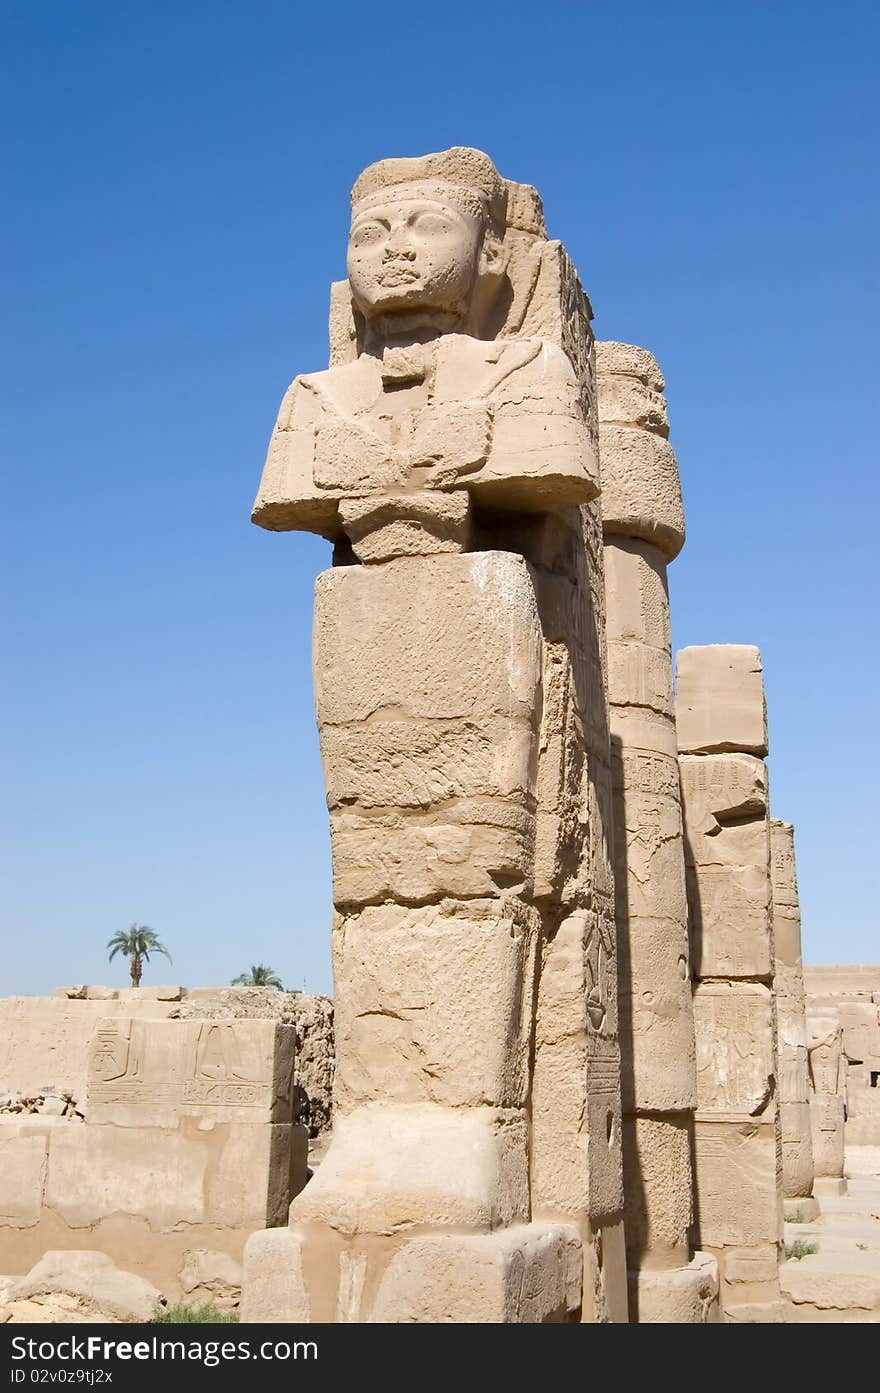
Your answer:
[351,197,461,225]
[350,213,391,230]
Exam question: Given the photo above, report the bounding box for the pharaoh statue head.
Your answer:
[346,147,512,345]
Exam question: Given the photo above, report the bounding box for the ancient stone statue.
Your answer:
[243,148,628,1323]
[253,147,597,558]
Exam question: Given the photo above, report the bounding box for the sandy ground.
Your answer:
[781,1146,880,1321]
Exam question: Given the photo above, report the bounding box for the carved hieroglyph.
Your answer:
[86,1018,294,1123]
[806,1007,846,1183]
[694,983,775,1117]
[597,343,717,1323]
[0,1005,307,1300]
[244,148,626,1323]
[769,820,816,1208]
[677,646,783,1315]
[804,966,880,1150]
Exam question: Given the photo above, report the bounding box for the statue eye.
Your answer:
[352,221,387,246]
[410,211,454,235]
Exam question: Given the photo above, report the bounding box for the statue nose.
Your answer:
[383,228,416,259]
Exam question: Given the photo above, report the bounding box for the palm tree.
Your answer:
[231,964,283,990]
[107,923,172,988]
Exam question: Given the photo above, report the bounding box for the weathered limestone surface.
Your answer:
[677,646,768,758]
[678,646,784,1316]
[806,1007,847,1189]
[770,821,817,1215]
[181,988,334,1136]
[0,992,181,1102]
[244,147,626,1323]
[779,969,880,1321]
[598,342,716,1322]
[805,966,880,1152]
[0,992,310,1303]
[8,1250,166,1323]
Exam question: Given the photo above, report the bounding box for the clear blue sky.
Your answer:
[3,1,877,995]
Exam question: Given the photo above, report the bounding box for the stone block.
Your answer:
[783,1196,820,1222]
[804,965,880,997]
[332,901,536,1110]
[723,1245,779,1285]
[676,645,768,756]
[606,641,673,716]
[117,985,182,1002]
[693,1120,781,1248]
[314,552,543,908]
[769,819,799,906]
[806,1010,843,1094]
[622,1115,693,1260]
[603,539,671,651]
[686,860,772,980]
[694,983,775,1120]
[327,806,534,906]
[781,1256,880,1311]
[780,1101,815,1199]
[679,752,768,823]
[811,1176,847,1198]
[610,706,679,759]
[724,1299,787,1323]
[368,1223,582,1323]
[0,995,180,1101]
[45,1117,296,1230]
[630,1252,720,1324]
[591,1217,629,1324]
[178,1249,243,1310]
[241,1228,310,1324]
[611,780,688,923]
[85,1018,294,1126]
[11,1250,165,1323]
[313,552,541,726]
[595,341,664,390]
[597,375,668,437]
[291,1103,529,1236]
[37,1094,67,1117]
[598,425,684,560]
[617,916,697,1113]
[0,1127,49,1224]
[320,717,535,811]
[846,1115,880,1146]
[809,1093,845,1178]
[531,910,623,1223]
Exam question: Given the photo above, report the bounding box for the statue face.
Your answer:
[347,187,484,321]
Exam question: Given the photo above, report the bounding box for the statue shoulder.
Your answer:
[275,358,379,428]
[457,336,598,510]
[493,337,581,395]
[433,334,579,407]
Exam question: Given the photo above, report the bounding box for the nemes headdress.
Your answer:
[350,147,508,239]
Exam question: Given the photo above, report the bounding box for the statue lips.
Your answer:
[379,264,420,286]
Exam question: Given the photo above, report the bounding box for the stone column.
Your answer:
[770,820,818,1220]
[806,1007,847,1197]
[677,645,784,1319]
[597,344,719,1323]
[242,148,627,1323]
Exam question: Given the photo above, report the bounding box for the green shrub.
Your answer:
[784,1239,818,1261]
[151,1302,239,1324]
